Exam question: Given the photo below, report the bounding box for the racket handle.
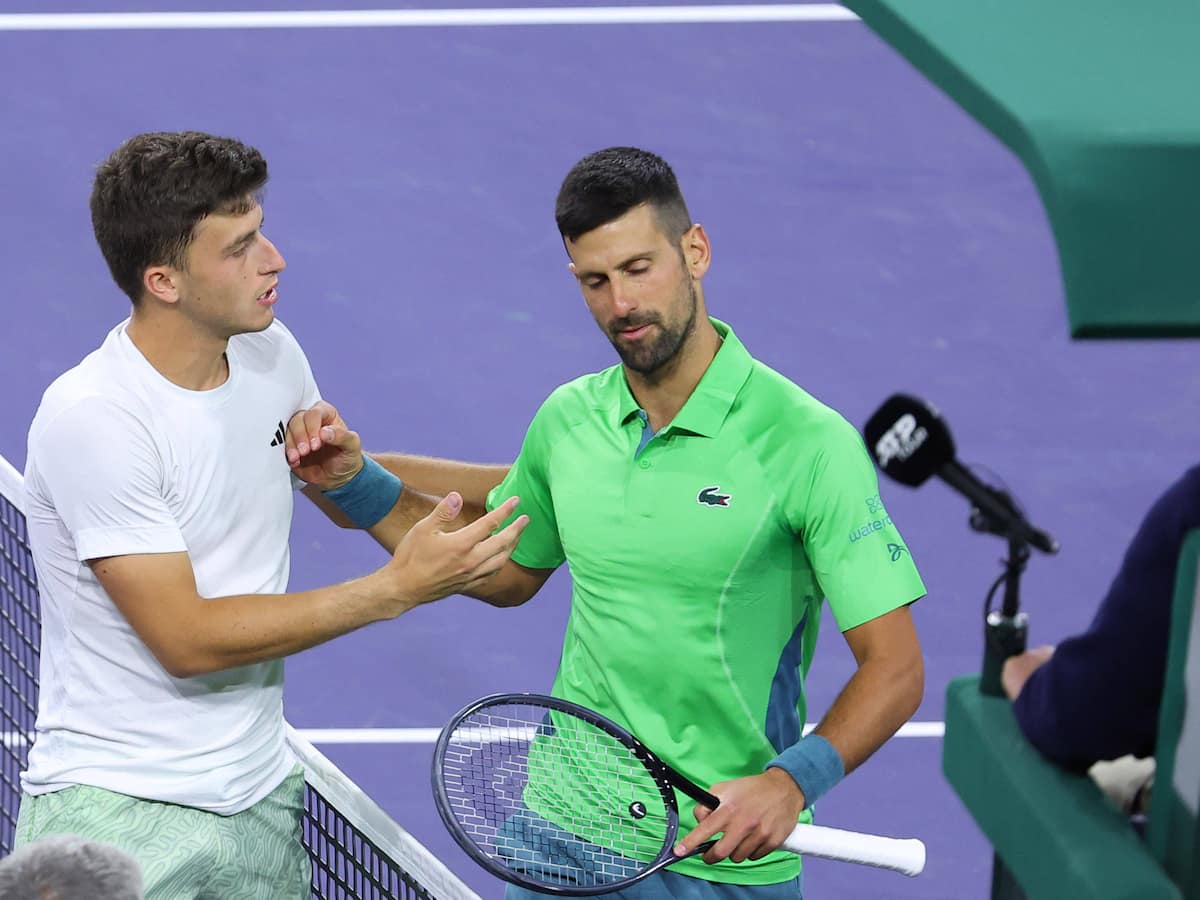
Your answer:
[781,823,926,877]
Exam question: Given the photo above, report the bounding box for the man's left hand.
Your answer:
[673,768,805,864]
[1001,645,1056,701]
[284,401,363,490]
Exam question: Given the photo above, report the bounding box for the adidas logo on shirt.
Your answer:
[269,421,286,448]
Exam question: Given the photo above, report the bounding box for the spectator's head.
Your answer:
[0,835,143,899]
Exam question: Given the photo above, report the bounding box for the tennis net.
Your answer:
[0,452,478,900]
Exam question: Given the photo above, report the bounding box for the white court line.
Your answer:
[0,6,858,31]
[3,722,944,746]
[299,721,946,743]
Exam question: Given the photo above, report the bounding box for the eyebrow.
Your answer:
[223,213,265,255]
[575,251,654,280]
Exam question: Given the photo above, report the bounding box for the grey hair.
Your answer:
[0,835,144,899]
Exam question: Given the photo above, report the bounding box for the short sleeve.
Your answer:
[793,416,926,632]
[486,397,564,571]
[271,319,322,491]
[294,341,321,411]
[30,398,186,561]
[271,318,322,411]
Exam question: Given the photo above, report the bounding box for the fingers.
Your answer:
[710,840,755,865]
[462,548,521,591]
[464,516,530,574]
[430,492,464,524]
[284,401,338,459]
[675,774,797,865]
[678,814,773,865]
[284,402,360,467]
[450,496,522,540]
[470,514,529,558]
[674,810,724,859]
[288,401,336,450]
[705,827,776,865]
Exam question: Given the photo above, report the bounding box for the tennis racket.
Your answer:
[431,693,925,895]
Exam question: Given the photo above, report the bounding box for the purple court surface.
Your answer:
[1,4,1196,898]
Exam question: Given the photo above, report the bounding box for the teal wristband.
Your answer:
[321,456,403,529]
[766,734,845,809]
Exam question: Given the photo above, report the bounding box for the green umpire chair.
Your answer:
[1148,530,1200,898]
[941,529,1200,900]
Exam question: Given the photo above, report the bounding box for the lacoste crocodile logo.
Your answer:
[697,486,731,508]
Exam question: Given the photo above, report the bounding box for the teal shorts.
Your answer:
[15,766,311,900]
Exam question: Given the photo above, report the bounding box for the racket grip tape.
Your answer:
[780,823,926,877]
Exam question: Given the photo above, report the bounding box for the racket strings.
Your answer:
[439,704,673,888]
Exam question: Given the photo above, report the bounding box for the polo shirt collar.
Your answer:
[615,317,753,438]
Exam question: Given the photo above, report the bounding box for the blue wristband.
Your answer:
[766,734,845,809]
[321,456,403,529]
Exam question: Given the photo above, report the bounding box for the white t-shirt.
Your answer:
[22,318,320,814]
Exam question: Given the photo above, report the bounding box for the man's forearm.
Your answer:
[812,653,924,775]
[371,453,510,507]
[303,465,500,552]
[91,550,408,680]
[174,575,402,676]
[362,484,480,553]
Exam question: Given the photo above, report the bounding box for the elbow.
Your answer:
[892,651,924,721]
[157,652,212,680]
[469,575,539,608]
[910,672,925,720]
[906,652,926,717]
[466,562,550,608]
[159,658,201,680]
[151,642,223,680]
[475,586,535,608]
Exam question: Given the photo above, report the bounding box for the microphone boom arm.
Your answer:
[936,461,1059,555]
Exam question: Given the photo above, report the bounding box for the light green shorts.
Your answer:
[15,766,311,900]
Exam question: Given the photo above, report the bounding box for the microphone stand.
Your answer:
[966,489,1047,900]
[981,537,1030,697]
[968,496,1031,697]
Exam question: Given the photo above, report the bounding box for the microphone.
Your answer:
[862,394,1059,554]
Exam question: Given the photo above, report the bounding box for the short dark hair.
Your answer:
[555,147,692,244]
[89,131,269,303]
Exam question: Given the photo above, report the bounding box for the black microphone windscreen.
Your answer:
[863,394,957,487]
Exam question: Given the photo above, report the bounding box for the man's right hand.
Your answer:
[379,492,528,612]
[285,401,363,491]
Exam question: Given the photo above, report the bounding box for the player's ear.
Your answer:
[681,224,710,279]
[142,265,182,306]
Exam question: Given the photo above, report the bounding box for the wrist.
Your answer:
[321,456,403,528]
[763,764,806,811]
[363,569,418,621]
[766,733,845,810]
[325,458,364,491]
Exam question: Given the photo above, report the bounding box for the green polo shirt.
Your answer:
[487,318,925,885]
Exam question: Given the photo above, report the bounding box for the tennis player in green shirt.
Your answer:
[289,147,925,900]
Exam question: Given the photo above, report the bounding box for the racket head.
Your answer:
[432,693,682,896]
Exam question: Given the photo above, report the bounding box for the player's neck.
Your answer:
[126,307,231,392]
[625,317,721,432]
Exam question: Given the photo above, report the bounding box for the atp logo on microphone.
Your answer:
[874,414,929,468]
